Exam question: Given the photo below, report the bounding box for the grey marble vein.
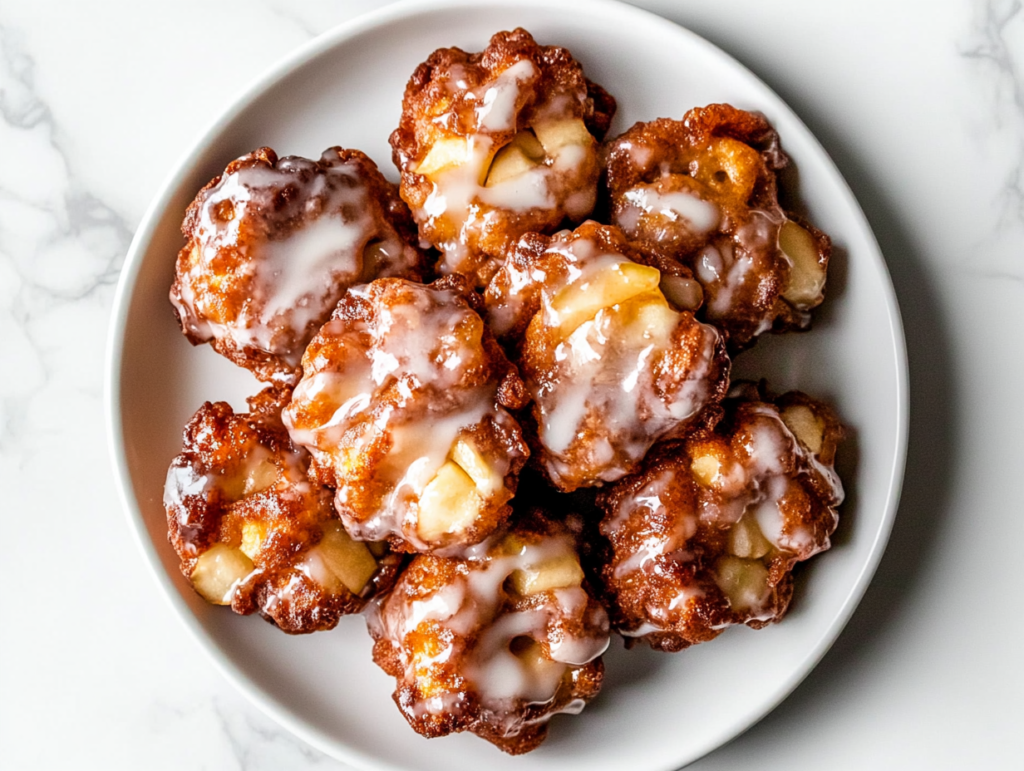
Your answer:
[0,22,134,450]
[961,0,1024,278]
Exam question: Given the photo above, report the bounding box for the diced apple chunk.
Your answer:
[191,544,254,605]
[415,136,470,177]
[729,514,773,559]
[317,521,378,595]
[549,261,662,340]
[485,146,535,186]
[450,436,503,496]
[781,404,825,454]
[532,118,593,153]
[659,275,703,311]
[615,292,680,341]
[242,458,278,496]
[510,553,584,595]
[489,128,545,177]
[779,221,826,307]
[417,461,485,543]
[714,555,771,613]
[510,636,567,698]
[691,454,721,487]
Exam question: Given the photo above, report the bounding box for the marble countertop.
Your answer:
[1,0,1021,768]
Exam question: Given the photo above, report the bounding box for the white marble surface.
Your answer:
[0,0,1020,768]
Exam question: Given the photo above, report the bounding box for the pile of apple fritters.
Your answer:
[164,28,844,754]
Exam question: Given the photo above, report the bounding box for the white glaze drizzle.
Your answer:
[475,60,537,132]
[621,185,720,236]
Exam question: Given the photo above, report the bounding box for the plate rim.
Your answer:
[105,0,909,768]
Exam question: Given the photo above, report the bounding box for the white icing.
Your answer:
[619,621,663,638]
[700,210,782,335]
[622,185,720,235]
[475,60,537,132]
[480,165,554,211]
[256,211,366,327]
[704,403,843,558]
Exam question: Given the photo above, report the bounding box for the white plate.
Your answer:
[106,0,908,769]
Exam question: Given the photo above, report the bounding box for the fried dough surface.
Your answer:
[283,276,529,555]
[367,509,609,754]
[593,384,844,650]
[391,28,615,286]
[164,388,401,633]
[604,104,832,350]
[485,221,730,491]
[171,147,427,385]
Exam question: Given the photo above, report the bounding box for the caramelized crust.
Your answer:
[603,104,832,350]
[163,387,402,633]
[485,221,730,491]
[593,384,844,651]
[391,28,616,286]
[366,509,609,754]
[283,276,529,555]
[170,147,428,385]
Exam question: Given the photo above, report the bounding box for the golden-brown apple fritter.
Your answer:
[366,509,609,755]
[593,384,844,651]
[164,388,402,633]
[282,276,530,555]
[170,147,428,385]
[391,28,616,287]
[484,221,730,492]
[603,104,832,350]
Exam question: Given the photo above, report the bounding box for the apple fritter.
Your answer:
[170,147,428,385]
[367,509,609,754]
[164,387,402,633]
[484,221,730,492]
[391,28,616,287]
[593,384,844,651]
[603,104,832,350]
[283,276,529,555]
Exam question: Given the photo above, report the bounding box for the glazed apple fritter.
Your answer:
[603,104,832,350]
[391,28,616,287]
[366,508,609,754]
[283,276,530,555]
[164,387,402,633]
[170,147,428,385]
[485,221,730,491]
[593,384,844,651]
